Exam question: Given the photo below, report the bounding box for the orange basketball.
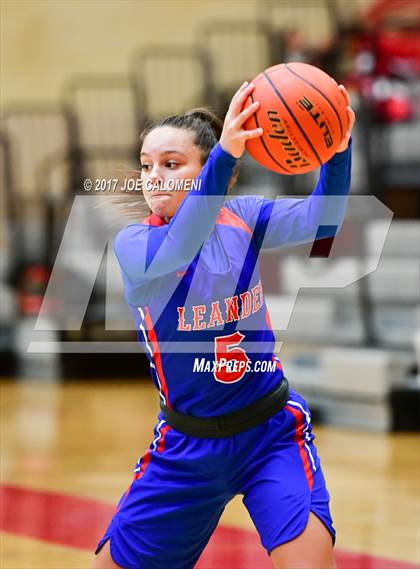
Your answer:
[243,62,348,175]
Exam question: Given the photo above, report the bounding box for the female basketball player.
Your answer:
[93,80,355,569]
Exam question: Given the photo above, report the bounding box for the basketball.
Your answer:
[243,62,348,175]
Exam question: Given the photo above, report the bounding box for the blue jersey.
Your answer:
[114,142,351,417]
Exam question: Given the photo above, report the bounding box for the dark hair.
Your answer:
[113,108,239,221]
[140,108,239,190]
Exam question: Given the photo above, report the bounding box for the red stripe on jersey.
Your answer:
[271,355,283,371]
[216,207,252,235]
[143,306,171,409]
[285,404,314,491]
[265,309,273,331]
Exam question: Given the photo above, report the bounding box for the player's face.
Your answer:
[140,126,203,219]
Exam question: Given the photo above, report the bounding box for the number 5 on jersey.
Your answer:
[214,332,250,383]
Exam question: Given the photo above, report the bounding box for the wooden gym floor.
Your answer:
[1,379,419,568]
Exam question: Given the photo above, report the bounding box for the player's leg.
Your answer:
[93,418,232,568]
[270,512,336,569]
[238,390,336,569]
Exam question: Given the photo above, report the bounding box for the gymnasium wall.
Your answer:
[2,0,262,106]
[2,0,378,107]
[1,0,419,433]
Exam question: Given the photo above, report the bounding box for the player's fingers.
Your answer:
[241,127,263,140]
[233,100,260,128]
[227,81,249,113]
[339,107,355,150]
[338,84,351,107]
[229,82,255,117]
[346,106,356,133]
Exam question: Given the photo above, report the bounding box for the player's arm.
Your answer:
[259,138,352,249]
[114,82,262,285]
[114,144,235,284]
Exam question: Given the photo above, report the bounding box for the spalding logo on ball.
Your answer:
[243,62,348,175]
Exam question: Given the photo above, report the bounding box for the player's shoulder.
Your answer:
[217,195,268,235]
[223,195,268,224]
[224,194,266,212]
[115,222,148,239]
[113,222,150,254]
[115,214,165,239]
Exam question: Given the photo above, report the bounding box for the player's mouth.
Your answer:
[150,193,172,200]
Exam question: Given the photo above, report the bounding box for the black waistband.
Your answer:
[160,378,290,438]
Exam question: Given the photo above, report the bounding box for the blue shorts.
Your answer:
[95,389,335,569]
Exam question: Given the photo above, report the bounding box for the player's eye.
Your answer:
[166,161,179,169]
[141,163,152,172]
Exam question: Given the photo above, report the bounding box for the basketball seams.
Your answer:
[284,64,344,139]
[262,70,323,167]
[249,92,292,174]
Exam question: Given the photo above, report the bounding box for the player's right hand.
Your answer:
[219,81,263,159]
[336,84,356,153]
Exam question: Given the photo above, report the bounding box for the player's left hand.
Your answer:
[219,81,263,159]
[336,85,355,153]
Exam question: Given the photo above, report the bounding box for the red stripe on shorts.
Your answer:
[157,424,171,453]
[285,404,314,491]
[133,423,171,482]
[117,450,152,510]
[133,450,152,481]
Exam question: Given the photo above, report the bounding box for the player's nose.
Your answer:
[148,163,164,183]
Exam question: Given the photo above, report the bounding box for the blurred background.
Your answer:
[1,1,419,568]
